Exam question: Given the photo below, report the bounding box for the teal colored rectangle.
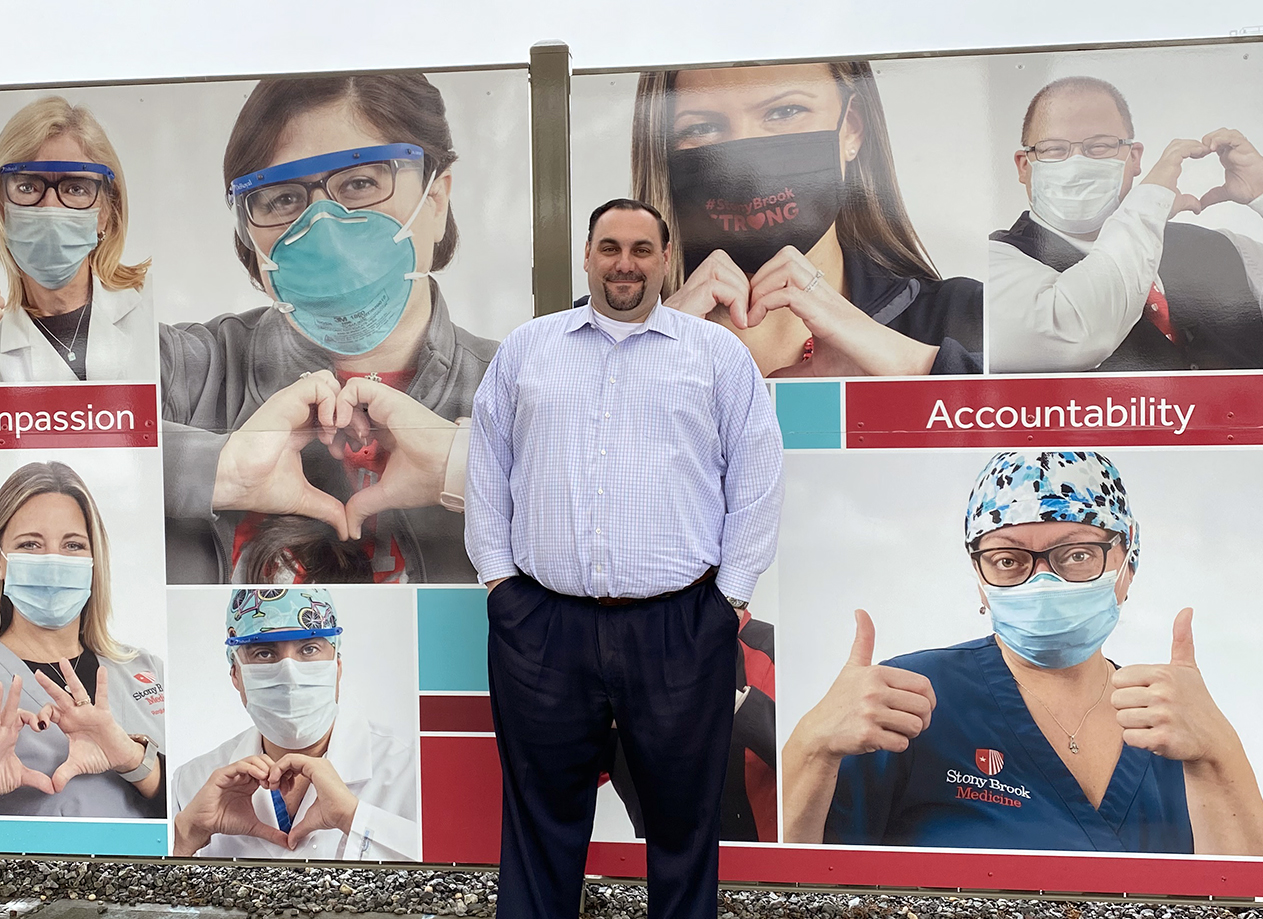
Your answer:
[417,587,489,692]
[775,381,841,450]
[0,820,167,856]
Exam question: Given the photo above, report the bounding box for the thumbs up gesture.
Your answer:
[793,610,938,760]
[1111,608,1233,763]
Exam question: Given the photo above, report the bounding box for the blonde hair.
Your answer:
[0,96,149,311]
[631,62,938,296]
[0,461,131,662]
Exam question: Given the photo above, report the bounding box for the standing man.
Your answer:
[465,198,784,919]
[988,75,1263,373]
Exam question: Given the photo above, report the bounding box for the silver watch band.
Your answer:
[116,734,158,783]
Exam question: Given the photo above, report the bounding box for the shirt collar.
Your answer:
[232,717,373,784]
[566,299,680,341]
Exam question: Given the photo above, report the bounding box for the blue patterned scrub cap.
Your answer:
[224,588,343,662]
[964,451,1139,572]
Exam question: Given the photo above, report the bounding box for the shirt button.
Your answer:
[598,488,604,495]
[609,376,615,383]
[600,449,606,456]
[604,412,610,419]
[596,564,603,572]
[596,528,602,535]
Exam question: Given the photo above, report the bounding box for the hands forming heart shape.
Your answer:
[173,751,358,855]
[0,666,145,797]
[212,371,459,540]
[664,246,940,377]
[1140,128,1263,218]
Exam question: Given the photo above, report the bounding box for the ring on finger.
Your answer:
[803,268,824,294]
[73,698,90,707]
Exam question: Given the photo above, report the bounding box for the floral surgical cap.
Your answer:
[964,450,1139,572]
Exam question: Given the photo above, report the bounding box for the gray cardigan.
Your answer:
[160,281,498,584]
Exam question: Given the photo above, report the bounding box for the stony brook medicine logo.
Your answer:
[944,748,1032,808]
[976,748,1004,776]
[705,187,799,232]
[132,670,164,716]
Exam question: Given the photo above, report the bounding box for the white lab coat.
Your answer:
[0,278,156,382]
[172,716,419,861]
[0,641,166,818]
[988,185,1263,372]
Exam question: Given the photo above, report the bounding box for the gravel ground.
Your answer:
[0,860,1258,919]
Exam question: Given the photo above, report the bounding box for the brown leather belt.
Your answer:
[594,567,718,606]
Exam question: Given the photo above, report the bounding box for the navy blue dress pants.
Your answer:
[487,573,737,919]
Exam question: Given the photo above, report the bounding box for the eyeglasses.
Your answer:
[3,173,106,209]
[239,159,427,229]
[970,534,1122,587]
[1023,135,1134,163]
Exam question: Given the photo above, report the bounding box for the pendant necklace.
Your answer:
[34,302,89,363]
[1013,658,1111,754]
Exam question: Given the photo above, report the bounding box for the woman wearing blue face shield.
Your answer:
[781,450,1263,854]
[161,73,497,584]
[0,461,164,817]
[0,97,154,382]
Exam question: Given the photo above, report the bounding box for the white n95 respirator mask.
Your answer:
[239,657,339,750]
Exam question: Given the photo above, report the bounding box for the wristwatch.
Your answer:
[725,596,749,611]
[439,417,472,513]
[116,734,159,783]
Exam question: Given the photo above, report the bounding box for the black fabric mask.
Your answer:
[668,131,847,277]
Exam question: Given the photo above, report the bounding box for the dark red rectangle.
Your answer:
[0,384,157,449]
[847,374,1263,449]
[419,693,494,732]
[420,735,502,864]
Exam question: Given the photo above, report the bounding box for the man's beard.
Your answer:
[603,273,647,312]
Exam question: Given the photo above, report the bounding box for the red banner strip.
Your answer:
[0,384,157,449]
[847,374,1263,449]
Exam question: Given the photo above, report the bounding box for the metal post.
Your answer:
[529,40,572,316]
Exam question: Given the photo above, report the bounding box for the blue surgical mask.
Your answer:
[984,569,1120,670]
[3,206,99,290]
[2,550,93,630]
[255,172,435,356]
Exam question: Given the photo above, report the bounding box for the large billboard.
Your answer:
[0,35,1261,903]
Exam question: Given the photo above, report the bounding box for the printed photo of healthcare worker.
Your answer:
[777,448,1263,854]
[166,586,419,860]
[0,97,155,382]
[0,451,167,822]
[570,59,986,376]
[986,45,1263,372]
[156,69,531,585]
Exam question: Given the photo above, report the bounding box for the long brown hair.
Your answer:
[0,461,130,662]
[0,97,149,311]
[223,72,460,287]
[631,61,938,295]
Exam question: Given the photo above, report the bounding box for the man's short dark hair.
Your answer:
[587,198,670,249]
[1021,77,1135,146]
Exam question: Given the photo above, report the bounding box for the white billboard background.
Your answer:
[164,584,420,846]
[0,68,533,343]
[777,446,1263,833]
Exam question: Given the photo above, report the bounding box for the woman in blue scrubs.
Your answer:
[782,450,1263,853]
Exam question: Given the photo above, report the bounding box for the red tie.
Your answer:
[1144,284,1181,344]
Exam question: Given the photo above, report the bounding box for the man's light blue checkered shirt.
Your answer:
[464,301,784,601]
